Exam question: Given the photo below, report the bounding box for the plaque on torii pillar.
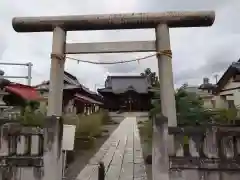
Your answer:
[12,11,215,180]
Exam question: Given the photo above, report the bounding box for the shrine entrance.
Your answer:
[121,91,137,112]
[12,11,215,180]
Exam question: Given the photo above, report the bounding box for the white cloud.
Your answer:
[0,0,240,91]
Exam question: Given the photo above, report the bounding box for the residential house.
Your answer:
[0,69,41,117]
[183,78,215,109]
[213,60,240,109]
[185,59,240,110]
[1,82,42,118]
[35,71,103,115]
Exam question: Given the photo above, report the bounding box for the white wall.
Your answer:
[197,89,215,109]
[233,90,240,107]
[212,95,227,109]
[203,99,213,109]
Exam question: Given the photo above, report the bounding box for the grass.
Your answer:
[64,110,111,150]
[76,113,103,137]
[138,120,152,142]
[17,108,111,150]
[64,110,112,166]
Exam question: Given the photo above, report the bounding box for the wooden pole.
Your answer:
[155,23,177,126]
[155,24,177,179]
[43,26,66,180]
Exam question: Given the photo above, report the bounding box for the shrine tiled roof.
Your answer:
[98,75,151,94]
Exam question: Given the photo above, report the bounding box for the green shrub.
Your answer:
[98,109,111,124]
[138,120,152,145]
[17,105,45,127]
[138,119,153,156]
[76,113,103,138]
[211,108,238,124]
[62,111,111,138]
[62,111,111,150]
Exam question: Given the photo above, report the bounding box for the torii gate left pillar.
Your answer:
[12,11,215,180]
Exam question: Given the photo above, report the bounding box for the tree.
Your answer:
[175,86,209,125]
[140,68,160,88]
[210,108,239,124]
[143,68,209,125]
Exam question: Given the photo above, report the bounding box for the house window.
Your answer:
[227,100,235,109]
[233,74,240,82]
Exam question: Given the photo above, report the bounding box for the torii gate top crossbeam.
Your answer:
[12,11,215,32]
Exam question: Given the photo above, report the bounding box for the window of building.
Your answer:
[227,100,235,109]
[233,74,240,82]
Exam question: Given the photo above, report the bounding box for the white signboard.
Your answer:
[62,124,76,151]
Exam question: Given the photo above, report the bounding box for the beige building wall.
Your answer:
[197,89,215,109]
[203,98,213,109]
[214,77,240,109]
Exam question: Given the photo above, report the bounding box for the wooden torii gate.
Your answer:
[12,11,215,180]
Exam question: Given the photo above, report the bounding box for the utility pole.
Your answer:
[0,62,32,85]
[214,74,218,84]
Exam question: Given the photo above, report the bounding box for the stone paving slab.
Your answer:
[75,116,147,180]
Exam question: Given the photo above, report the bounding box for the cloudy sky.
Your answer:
[0,0,240,91]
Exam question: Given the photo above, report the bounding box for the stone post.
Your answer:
[152,115,169,180]
[44,26,66,180]
[155,24,177,155]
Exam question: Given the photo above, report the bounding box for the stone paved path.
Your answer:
[75,116,147,180]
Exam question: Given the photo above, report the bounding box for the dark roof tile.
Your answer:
[214,61,240,94]
[98,75,151,94]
